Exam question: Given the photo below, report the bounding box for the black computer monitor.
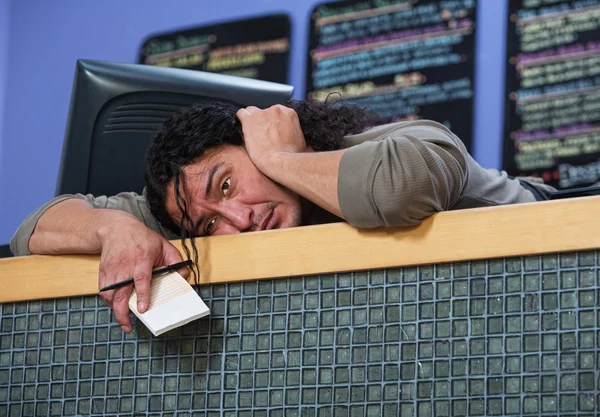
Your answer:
[56,59,294,197]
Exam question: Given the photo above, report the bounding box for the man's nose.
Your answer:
[217,202,254,232]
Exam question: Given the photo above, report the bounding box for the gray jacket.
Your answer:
[11,120,554,256]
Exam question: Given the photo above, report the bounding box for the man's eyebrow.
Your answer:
[205,162,224,199]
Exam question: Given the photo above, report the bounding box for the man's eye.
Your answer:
[222,178,231,196]
[206,218,217,235]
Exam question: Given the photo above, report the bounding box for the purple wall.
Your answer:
[0,0,508,244]
[0,0,9,204]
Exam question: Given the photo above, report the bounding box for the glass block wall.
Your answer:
[0,252,599,416]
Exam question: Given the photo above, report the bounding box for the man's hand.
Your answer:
[97,214,184,333]
[236,105,311,173]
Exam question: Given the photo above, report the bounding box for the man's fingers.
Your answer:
[236,106,261,120]
[163,242,189,278]
[132,262,152,314]
[112,286,134,333]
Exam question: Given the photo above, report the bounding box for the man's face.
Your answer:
[165,144,304,236]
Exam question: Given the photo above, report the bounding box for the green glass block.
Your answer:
[578,372,595,391]
[370,270,385,286]
[369,307,384,324]
[579,393,595,411]
[435,361,449,378]
[524,274,540,292]
[523,314,539,332]
[542,255,558,269]
[505,315,520,333]
[502,397,519,415]
[453,280,469,297]
[579,310,595,328]
[560,253,578,268]
[321,276,336,290]
[505,295,521,313]
[401,305,416,322]
[579,289,595,307]
[466,379,484,398]
[434,401,450,417]
[385,345,399,362]
[579,352,595,370]
[560,311,576,330]
[452,340,467,357]
[542,354,558,371]
[320,349,334,365]
[505,257,522,273]
[304,312,318,328]
[437,281,451,299]
[254,390,269,407]
[272,352,286,368]
[524,334,539,352]
[419,342,434,359]
[399,365,414,383]
[542,375,557,392]
[353,289,368,306]
[336,310,351,326]
[488,297,503,315]
[452,359,467,377]
[436,321,450,338]
[452,262,468,278]
[560,270,577,289]
[352,308,368,326]
[542,272,558,290]
[470,336,485,355]
[505,337,520,354]
[523,355,538,372]
[523,294,539,312]
[286,369,301,386]
[304,331,318,348]
[403,267,418,283]
[403,285,417,302]
[579,269,596,287]
[487,377,503,395]
[386,286,401,304]
[453,300,468,317]
[523,397,539,414]
[559,394,576,412]
[435,301,450,319]
[541,333,558,351]
[350,386,365,402]
[560,353,577,370]
[488,277,503,295]
[487,357,503,375]
[386,305,400,323]
[435,341,450,357]
[452,320,468,338]
[383,383,399,401]
[419,323,434,339]
[370,287,384,305]
[452,399,467,417]
[351,366,366,384]
[505,376,520,394]
[542,312,558,330]
[337,291,351,307]
[542,395,558,413]
[420,283,434,300]
[401,344,416,361]
[487,317,503,334]
[387,268,402,284]
[523,376,539,393]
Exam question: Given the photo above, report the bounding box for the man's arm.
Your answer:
[11,194,184,333]
[238,106,468,228]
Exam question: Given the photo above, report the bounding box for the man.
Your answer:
[11,100,555,333]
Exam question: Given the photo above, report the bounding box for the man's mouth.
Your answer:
[260,208,276,231]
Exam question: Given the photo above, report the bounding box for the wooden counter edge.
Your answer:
[1,196,599,303]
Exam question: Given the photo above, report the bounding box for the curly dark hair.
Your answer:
[145,98,382,284]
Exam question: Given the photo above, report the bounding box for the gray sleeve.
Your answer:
[337,122,469,228]
[10,192,175,256]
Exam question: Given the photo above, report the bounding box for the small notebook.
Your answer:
[128,271,210,336]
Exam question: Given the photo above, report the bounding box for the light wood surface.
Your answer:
[1,197,599,303]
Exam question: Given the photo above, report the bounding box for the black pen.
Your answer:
[98,260,193,293]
